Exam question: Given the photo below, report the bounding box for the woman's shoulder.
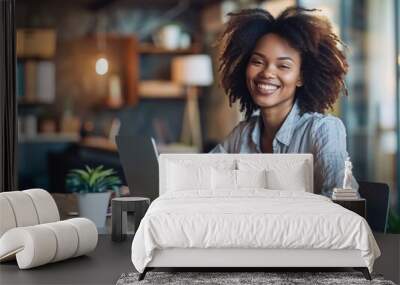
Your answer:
[301,112,346,136]
[303,112,344,129]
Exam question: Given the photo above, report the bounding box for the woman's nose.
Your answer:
[260,65,276,79]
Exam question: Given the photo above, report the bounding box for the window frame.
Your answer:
[0,0,17,192]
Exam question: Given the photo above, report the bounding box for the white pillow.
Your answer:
[266,164,307,191]
[211,169,268,190]
[237,159,309,192]
[212,168,236,190]
[236,169,267,189]
[167,162,211,191]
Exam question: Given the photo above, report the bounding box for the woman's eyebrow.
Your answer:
[252,52,294,62]
[251,52,265,59]
[277,57,294,62]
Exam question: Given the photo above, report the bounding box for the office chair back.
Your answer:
[358,181,390,233]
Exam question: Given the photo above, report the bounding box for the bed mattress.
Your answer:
[131,190,380,273]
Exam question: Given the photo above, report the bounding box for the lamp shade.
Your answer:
[172,55,213,86]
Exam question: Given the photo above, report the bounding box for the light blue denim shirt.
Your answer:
[211,102,358,196]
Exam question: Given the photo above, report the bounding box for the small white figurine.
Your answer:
[342,157,353,190]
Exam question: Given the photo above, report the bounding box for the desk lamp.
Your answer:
[172,55,213,151]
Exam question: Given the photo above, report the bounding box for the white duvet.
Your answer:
[131,190,380,273]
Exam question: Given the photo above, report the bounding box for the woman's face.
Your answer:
[246,33,302,110]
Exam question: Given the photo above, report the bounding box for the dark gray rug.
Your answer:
[116,271,396,285]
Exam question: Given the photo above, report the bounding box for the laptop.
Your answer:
[115,135,159,201]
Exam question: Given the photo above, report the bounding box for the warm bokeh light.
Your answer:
[95,57,108,75]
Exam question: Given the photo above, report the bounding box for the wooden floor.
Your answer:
[0,234,398,285]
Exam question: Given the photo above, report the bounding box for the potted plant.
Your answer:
[66,165,121,230]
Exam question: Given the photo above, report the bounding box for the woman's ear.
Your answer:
[296,77,303,87]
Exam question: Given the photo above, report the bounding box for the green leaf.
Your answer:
[74,170,90,181]
[65,165,121,193]
[85,165,93,172]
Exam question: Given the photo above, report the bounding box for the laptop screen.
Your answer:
[116,136,159,201]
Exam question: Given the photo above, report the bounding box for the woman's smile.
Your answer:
[254,80,282,96]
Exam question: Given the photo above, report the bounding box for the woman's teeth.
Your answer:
[257,83,280,93]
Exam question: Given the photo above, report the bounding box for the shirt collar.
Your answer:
[251,101,301,148]
[251,116,263,152]
[274,101,301,146]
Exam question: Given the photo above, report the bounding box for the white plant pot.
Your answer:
[76,192,111,230]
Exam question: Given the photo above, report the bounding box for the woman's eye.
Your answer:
[251,59,263,65]
[279,65,290,69]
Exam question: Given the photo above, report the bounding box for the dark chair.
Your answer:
[358,181,390,233]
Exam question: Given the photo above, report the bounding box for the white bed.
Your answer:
[131,154,380,280]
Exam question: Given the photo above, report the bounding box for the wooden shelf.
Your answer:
[138,80,185,99]
[80,136,199,154]
[18,100,53,106]
[19,133,79,143]
[17,56,54,61]
[138,43,201,54]
[18,101,54,112]
[139,95,186,100]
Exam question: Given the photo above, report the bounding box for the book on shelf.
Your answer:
[24,61,37,102]
[18,60,55,104]
[17,62,25,98]
[36,61,55,103]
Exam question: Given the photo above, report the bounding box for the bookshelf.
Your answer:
[46,36,201,104]
[137,43,202,99]
[16,28,57,139]
[16,29,56,104]
[17,59,56,104]
[59,35,139,108]
[16,30,204,143]
[18,133,79,143]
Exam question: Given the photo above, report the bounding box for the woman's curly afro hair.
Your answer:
[218,7,348,120]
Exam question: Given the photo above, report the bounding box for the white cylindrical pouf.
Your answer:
[1,192,39,227]
[42,221,79,262]
[24,189,60,223]
[0,220,97,269]
[66,218,98,257]
[0,195,17,237]
[17,226,57,269]
[0,226,57,269]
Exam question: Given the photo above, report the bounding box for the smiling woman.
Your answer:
[211,7,356,197]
